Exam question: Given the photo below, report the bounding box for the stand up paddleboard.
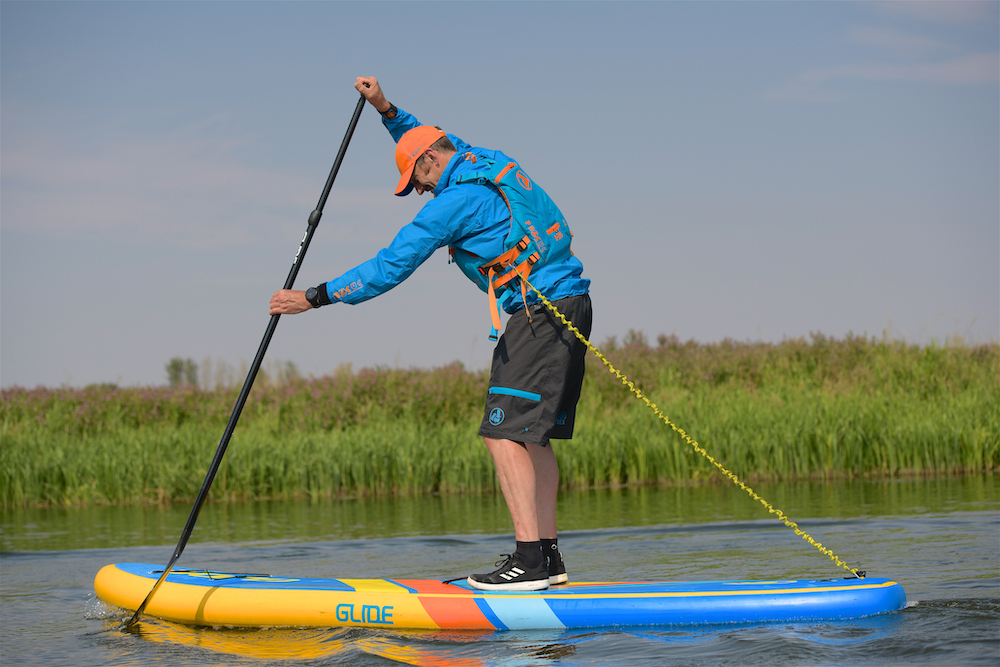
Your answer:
[95,563,906,630]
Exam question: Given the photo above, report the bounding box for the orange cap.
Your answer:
[394,125,446,196]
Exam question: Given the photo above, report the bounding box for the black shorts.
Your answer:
[478,294,592,446]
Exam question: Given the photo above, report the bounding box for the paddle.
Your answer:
[122,93,366,631]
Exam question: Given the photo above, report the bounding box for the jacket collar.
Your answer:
[433,152,472,197]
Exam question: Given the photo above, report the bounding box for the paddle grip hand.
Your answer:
[355,77,391,114]
[270,289,312,315]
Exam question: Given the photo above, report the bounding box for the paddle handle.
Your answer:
[124,93,366,630]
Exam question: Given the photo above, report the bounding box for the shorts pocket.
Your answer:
[488,386,541,402]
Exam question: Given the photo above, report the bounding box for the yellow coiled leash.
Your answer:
[525,282,863,579]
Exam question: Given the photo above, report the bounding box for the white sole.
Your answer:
[466,576,550,591]
[549,573,568,585]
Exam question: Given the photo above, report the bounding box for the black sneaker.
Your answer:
[467,554,550,591]
[547,550,568,585]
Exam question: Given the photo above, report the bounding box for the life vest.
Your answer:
[448,155,573,341]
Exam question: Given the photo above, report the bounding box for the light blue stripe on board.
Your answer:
[473,597,508,630]
[488,387,541,402]
[482,595,566,630]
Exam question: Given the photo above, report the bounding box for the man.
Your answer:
[270,77,592,591]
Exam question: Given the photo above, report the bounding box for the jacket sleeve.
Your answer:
[382,107,472,153]
[382,107,420,142]
[320,189,475,305]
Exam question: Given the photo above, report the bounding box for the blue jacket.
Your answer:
[321,107,589,314]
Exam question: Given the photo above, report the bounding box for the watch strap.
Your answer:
[306,284,331,308]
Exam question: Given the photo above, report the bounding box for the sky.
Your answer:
[2,1,997,389]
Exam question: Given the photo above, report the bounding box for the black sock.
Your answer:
[515,541,543,568]
[541,538,558,558]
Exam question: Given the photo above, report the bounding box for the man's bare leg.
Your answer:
[527,441,559,540]
[466,437,553,589]
[483,437,540,541]
[483,437,560,541]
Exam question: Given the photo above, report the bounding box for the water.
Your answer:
[2,477,998,666]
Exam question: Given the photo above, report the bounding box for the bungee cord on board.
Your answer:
[524,281,864,579]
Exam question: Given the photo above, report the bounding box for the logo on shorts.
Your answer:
[556,411,567,425]
[489,407,505,426]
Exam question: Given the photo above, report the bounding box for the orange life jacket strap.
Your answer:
[479,236,530,276]
[486,251,540,334]
[487,266,503,341]
[520,274,530,320]
[489,252,539,291]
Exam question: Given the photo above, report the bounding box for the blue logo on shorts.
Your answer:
[556,411,567,425]
[489,407,505,426]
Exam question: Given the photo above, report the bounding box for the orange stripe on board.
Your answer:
[418,595,495,630]
[392,579,495,631]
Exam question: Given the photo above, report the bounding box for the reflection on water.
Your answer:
[135,621,350,661]
[115,612,507,665]
[2,475,997,552]
[108,604,911,666]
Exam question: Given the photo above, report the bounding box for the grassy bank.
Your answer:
[2,334,997,507]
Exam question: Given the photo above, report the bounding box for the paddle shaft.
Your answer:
[124,93,366,630]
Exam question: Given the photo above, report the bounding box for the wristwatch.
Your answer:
[305,284,332,308]
[381,104,398,120]
[305,287,323,309]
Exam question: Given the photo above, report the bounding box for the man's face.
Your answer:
[410,152,443,196]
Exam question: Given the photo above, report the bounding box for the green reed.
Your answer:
[2,335,996,507]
